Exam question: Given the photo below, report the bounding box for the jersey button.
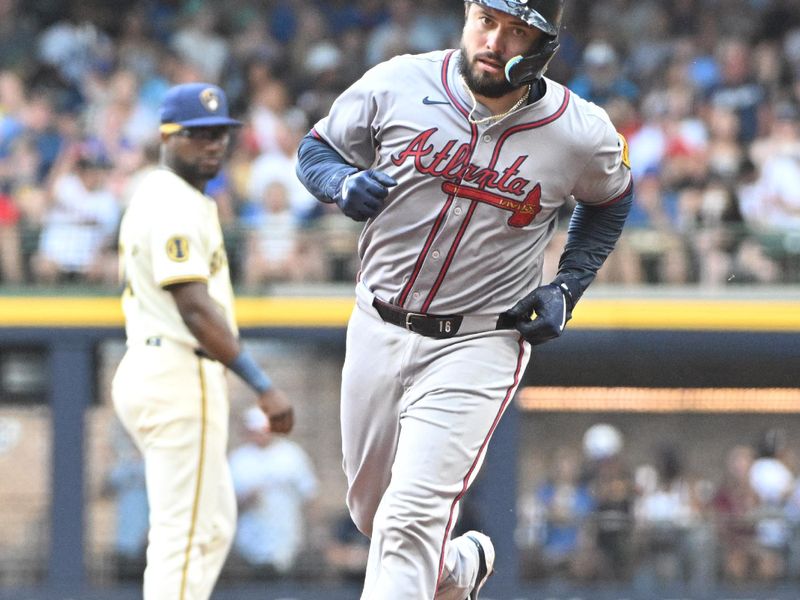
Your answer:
[432,250,440,259]
[483,134,492,142]
[413,292,421,300]
[454,207,463,216]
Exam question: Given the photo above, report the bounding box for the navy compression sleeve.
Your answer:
[553,181,634,304]
[296,133,358,203]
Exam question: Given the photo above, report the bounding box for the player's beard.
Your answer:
[459,44,517,98]
[171,155,222,186]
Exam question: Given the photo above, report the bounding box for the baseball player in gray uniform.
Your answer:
[113,83,294,600]
[296,1,633,598]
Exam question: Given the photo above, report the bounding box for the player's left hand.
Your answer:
[258,388,294,434]
[498,283,573,346]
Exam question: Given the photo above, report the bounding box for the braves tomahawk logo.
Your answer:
[391,127,542,227]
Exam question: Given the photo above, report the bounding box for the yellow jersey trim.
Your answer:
[159,276,209,288]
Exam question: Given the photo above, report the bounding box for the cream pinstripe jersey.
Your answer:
[312,50,632,316]
[118,168,237,347]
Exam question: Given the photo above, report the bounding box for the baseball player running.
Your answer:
[112,83,294,600]
[297,1,633,598]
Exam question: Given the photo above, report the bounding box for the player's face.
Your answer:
[461,4,544,97]
[163,126,232,183]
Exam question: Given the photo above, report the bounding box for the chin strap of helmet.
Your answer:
[504,37,560,86]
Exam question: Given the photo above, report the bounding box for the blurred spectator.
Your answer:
[707,39,766,144]
[170,6,229,83]
[324,511,370,583]
[625,3,674,84]
[102,421,149,582]
[364,0,458,67]
[0,189,22,283]
[679,178,747,287]
[633,444,713,590]
[624,172,688,284]
[284,4,331,90]
[785,474,800,580]
[0,0,38,75]
[2,91,64,185]
[295,40,349,126]
[246,109,319,223]
[748,427,794,581]
[228,407,318,575]
[581,423,636,581]
[525,446,598,580]
[0,70,26,142]
[36,4,114,89]
[712,444,761,583]
[568,41,639,107]
[629,79,706,187]
[115,7,163,85]
[85,68,159,153]
[31,141,120,283]
[240,106,327,286]
[241,180,326,287]
[223,13,283,113]
[746,102,800,276]
[248,79,291,156]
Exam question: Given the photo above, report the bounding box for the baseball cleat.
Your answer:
[465,531,494,600]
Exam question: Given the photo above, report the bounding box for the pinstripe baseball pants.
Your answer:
[112,340,236,600]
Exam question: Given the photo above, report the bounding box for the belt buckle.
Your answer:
[404,311,425,331]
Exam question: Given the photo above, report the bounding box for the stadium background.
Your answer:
[1,0,800,599]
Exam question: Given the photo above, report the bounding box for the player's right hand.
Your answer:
[336,169,397,221]
[257,388,294,434]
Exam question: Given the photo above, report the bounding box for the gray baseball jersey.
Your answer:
[313,49,631,315]
[310,49,631,599]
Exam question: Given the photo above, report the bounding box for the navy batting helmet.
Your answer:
[466,0,564,86]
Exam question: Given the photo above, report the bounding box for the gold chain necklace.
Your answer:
[461,76,530,125]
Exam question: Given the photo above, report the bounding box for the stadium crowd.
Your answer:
[518,424,800,589]
[0,0,799,289]
[100,418,800,587]
[1,2,799,589]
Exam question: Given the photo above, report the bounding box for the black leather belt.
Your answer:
[372,297,463,339]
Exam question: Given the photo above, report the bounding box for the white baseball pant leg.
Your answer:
[113,342,237,600]
[341,301,529,600]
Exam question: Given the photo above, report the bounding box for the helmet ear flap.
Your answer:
[505,38,560,86]
[505,56,525,83]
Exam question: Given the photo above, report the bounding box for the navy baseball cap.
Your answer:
[159,83,242,134]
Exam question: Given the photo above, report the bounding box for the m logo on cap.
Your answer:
[200,88,220,113]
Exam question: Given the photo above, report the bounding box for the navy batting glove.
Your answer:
[335,169,397,221]
[498,283,574,346]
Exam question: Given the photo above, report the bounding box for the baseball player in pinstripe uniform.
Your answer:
[296,1,633,598]
[112,83,294,600]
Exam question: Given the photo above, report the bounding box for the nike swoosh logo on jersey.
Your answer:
[422,97,450,105]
